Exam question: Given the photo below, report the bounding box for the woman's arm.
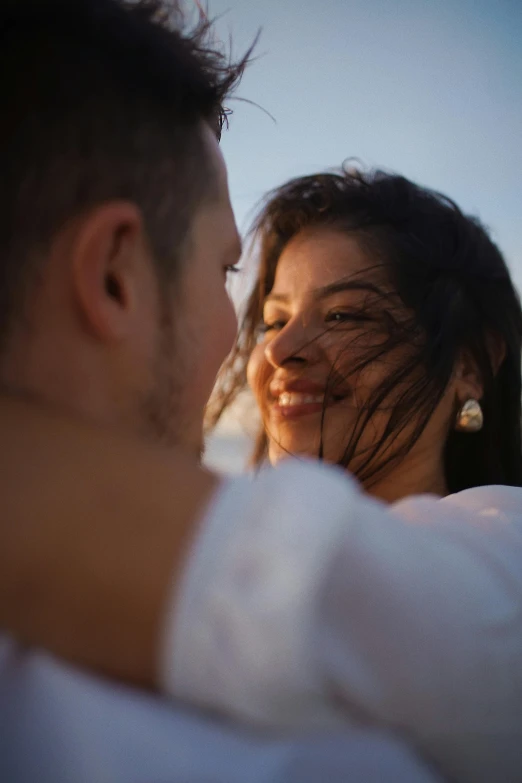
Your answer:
[0,393,218,688]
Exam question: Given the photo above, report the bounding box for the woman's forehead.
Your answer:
[270,227,381,299]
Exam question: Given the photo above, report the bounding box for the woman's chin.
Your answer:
[268,440,324,466]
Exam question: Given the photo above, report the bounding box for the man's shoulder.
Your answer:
[0,638,439,783]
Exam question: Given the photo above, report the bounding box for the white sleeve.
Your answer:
[159,460,522,783]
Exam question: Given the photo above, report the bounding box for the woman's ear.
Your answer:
[454,352,484,403]
[453,334,506,404]
[486,332,506,376]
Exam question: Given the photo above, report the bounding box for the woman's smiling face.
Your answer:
[248,227,389,466]
[220,166,519,500]
[247,225,455,483]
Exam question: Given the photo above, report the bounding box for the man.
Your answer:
[0,1,440,781]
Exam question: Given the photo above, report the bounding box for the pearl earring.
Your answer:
[455,398,483,433]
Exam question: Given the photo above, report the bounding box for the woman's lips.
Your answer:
[268,379,349,420]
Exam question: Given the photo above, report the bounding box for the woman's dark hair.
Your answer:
[210,167,522,493]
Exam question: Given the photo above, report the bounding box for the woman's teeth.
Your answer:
[278,392,324,407]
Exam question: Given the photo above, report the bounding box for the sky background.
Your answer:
[211,0,522,285]
[205,0,522,466]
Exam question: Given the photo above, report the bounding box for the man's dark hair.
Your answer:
[0,0,247,342]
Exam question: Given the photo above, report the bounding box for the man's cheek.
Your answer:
[211,296,237,365]
[223,295,239,357]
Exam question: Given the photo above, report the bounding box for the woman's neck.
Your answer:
[364,450,448,504]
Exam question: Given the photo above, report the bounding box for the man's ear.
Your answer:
[69,201,145,341]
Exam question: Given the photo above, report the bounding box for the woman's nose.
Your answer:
[264,321,317,369]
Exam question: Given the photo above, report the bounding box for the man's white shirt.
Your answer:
[2,459,522,782]
[164,461,522,783]
[0,638,438,783]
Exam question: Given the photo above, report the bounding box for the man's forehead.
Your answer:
[202,123,229,192]
[188,127,240,260]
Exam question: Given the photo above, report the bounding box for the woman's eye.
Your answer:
[325,311,370,324]
[259,320,286,334]
[225,264,241,276]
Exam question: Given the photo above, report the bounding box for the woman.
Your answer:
[212,166,522,500]
[1,170,522,783]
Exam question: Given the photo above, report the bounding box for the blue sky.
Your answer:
[211,0,522,289]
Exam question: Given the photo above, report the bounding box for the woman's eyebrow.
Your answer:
[264,281,384,305]
[312,281,361,300]
[312,280,385,300]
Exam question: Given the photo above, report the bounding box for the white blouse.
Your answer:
[162,460,522,783]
